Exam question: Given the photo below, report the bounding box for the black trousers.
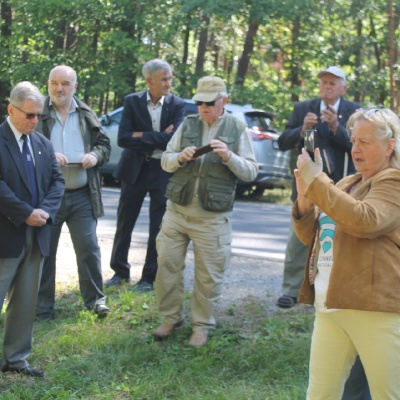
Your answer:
[342,356,371,400]
[110,159,170,283]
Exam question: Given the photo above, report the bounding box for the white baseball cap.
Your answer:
[318,66,346,82]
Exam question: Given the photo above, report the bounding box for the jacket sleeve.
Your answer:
[161,123,185,173]
[223,127,258,182]
[305,171,400,239]
[329,101,361,152]
[118,95,185,152]
[38,144,65,224]
[292,201,318,246]
[84,108,111,167]
[141,98,186,150]
[278,102,304,151]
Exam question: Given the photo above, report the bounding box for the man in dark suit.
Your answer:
[0,82,64,377]
[105,59,186,292]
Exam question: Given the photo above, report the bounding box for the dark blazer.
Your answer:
[114,91,186,184]
[278,97,361,200]
[0,120,65,258]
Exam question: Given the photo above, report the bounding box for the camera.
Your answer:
[192,144,213,158]
[303,129,315,154]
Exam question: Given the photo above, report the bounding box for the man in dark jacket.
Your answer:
[277,66,361,309]
[105,59,185,292]
[35,65,111,320]
[0,82,64,376]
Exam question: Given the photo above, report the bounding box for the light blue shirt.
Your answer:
[49,98,87,189]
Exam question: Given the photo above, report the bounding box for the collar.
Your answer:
[7,116,27,143]
[49,97,78,113]
[146,91,165,106]
[320,98,341,114]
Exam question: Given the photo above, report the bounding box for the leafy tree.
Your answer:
[0,0,398,118]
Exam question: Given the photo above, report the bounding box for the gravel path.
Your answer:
[55,230,285,315]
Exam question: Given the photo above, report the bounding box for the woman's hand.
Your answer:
[297,148,323,185]
[294,169,307,198]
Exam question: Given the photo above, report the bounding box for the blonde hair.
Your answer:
[347,107,400,169]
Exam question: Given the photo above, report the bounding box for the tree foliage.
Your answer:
[0,0,398,125]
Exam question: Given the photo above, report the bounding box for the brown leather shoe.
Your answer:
[153,320,183,338]
[188,331,208,347]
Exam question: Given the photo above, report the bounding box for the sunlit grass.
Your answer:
[0,285,313,399]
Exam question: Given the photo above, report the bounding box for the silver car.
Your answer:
[99,100,291,193]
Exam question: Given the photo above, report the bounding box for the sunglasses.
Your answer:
[12,104,45,120]
[195,97,222,107]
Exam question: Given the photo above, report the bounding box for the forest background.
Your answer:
[0,0,399,129]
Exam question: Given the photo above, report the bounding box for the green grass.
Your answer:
[0,286,313,399]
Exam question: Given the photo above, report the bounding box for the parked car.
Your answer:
[99,100,291,193]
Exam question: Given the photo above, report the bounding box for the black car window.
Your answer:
[244,112,276,132]
[184,103,198,116]
[110,111,122,125]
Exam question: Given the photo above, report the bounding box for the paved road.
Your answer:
[99,188,291,261]
[56,188,290,310]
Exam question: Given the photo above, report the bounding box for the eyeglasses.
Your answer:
[195,97,222,107]
[12,104,45,120]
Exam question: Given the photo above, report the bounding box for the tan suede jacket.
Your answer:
[293,168,400,313]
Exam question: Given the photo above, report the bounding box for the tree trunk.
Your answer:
[180,14,191,87]
[0,0,12,117]
[290,19,301,102]
[1,0,11,37]
[195,14,210,75]
[235,18,259,86]
[353,18,363,104]
[387,0,397,112]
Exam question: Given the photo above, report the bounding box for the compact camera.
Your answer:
[192,144,213,158]
[303,129,315,155]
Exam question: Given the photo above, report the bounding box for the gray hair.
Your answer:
[142,59,172,79]
[347,107,400,169]
[10,81,45,107]
[219,91,228,99]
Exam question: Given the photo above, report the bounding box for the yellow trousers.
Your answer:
[308,309,400,399]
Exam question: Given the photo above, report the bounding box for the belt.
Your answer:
[65,185,88,193]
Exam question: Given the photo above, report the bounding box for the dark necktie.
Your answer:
[319,120,330,139]
[21,135,38,207]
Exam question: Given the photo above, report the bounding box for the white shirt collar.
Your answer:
[146,91,164,106]
[320,98,341,113]
[7,116,27,143]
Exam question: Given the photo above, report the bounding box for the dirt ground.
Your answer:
[55,228,287,315]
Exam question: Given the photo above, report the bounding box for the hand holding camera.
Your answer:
[192,144,213,158]
[298,148,323,186]
[321,105,339,133]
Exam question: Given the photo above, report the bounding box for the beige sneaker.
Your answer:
[153,320,183,338]
[188,331,208,347]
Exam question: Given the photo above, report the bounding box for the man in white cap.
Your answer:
[276,67,371,400]
[153,76,258,347]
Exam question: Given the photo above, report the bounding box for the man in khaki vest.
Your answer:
[153,76,258,346]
